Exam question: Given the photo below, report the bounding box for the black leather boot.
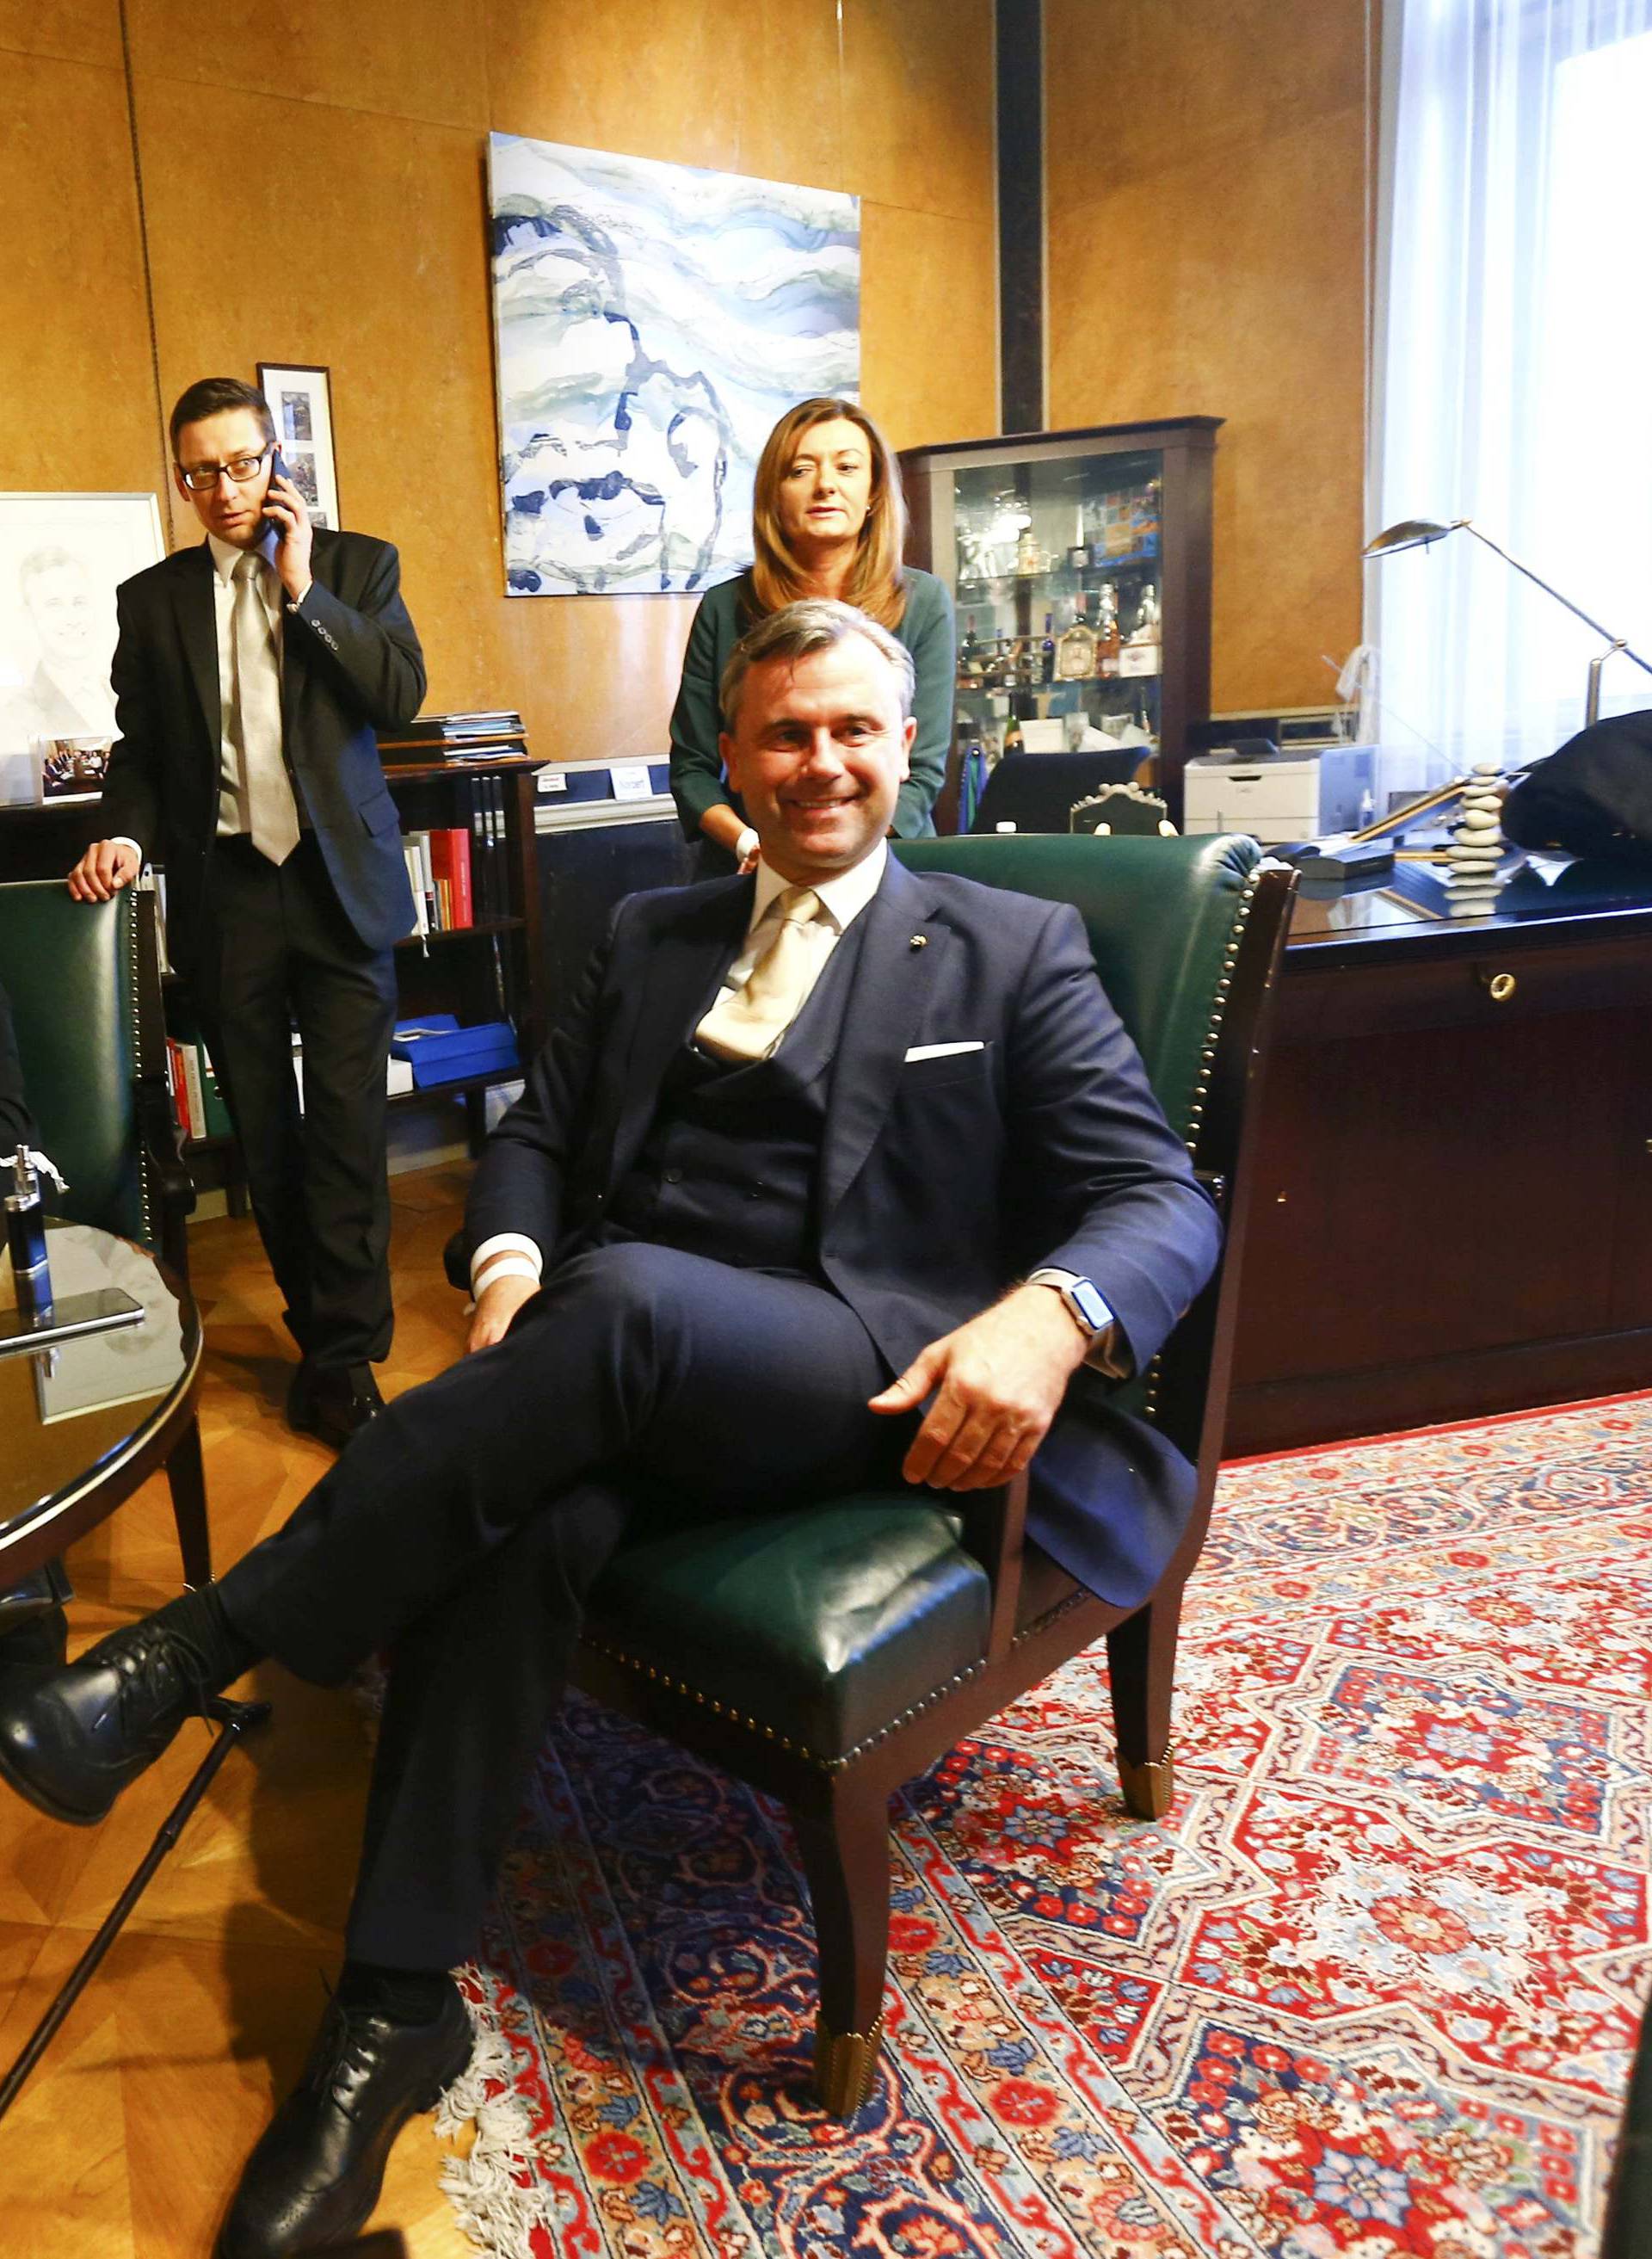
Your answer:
[0,1616,213,1825]
[216,1980,472,2257]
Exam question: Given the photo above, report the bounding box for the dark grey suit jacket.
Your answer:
[100,528,424,973]
[465,855,1224,1604]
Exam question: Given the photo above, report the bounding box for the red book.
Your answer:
[166,1037,196,1139]
[447,826,472,926]
[429,827,472,929]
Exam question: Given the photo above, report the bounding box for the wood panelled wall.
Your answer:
[0,0,998,763]
[1044,0,1370,715]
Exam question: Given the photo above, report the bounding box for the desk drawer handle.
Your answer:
[1479,970,1518,1003]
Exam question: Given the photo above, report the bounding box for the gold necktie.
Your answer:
[696,886,824,1062]
[231,551,300,865]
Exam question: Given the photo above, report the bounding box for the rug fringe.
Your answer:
[437,1966,562,2258]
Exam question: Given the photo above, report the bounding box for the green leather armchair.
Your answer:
[569,833,1297,2114]
[0,880,210,1589]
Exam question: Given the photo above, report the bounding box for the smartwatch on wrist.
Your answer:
[1028,1268,1113,1341]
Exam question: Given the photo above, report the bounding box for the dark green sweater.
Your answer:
[668,568,956,841]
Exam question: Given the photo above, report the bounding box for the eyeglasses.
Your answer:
[176,445,273,493]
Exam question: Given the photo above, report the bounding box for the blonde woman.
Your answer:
[669,396,954,868]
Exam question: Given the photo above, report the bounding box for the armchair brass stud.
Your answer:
[909,935,928,949]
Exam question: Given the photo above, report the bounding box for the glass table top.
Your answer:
[0,1219,199,1558]
[1285,853,1652,952]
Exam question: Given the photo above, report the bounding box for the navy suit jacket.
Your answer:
[99,528,423,974]
[466,855,1223,1605]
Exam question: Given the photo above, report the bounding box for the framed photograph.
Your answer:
[256,361,341,530]
[0,491,165,799]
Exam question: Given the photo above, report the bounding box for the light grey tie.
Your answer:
[696,886,825,1061]
[231,551,299,865]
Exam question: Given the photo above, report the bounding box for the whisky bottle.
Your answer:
[1056,600,1098,682]
[1040,613,1056,685]
[1096,584,1121,677]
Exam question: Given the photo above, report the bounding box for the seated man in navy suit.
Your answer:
[0,599,1219,2259]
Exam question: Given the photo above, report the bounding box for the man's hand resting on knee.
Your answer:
[467,1273,540,1355]
[869,1281,1093,1492]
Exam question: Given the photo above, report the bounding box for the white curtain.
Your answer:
[1372,0,1652,781]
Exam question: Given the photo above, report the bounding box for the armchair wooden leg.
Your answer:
[1107,1589,1182,1821]
[164,1413,213,1589]
[792,1778,891,2118]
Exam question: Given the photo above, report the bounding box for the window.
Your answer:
[1372,0,1652,778]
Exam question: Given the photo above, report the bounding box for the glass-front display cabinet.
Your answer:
[899,418,1220,825]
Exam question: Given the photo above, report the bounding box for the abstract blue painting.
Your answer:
[487,134,860,597]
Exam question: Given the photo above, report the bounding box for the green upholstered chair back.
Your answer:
[895,833,1266,1149]
[0,881,151,1249]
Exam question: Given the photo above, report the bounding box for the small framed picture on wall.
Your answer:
[256,362,341,529]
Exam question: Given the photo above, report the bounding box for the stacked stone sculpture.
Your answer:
[1445,762,1506,917]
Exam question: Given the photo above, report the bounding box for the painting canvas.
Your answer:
[488,134,860,596]
[0,493,165,780]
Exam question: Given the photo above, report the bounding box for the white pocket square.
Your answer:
[903,1041,985,1062]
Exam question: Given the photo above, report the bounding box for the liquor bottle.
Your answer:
[1039,612,1056,685]
[959,612,983,669]
[1096,584,1121,677]
[1056,598,1098,682]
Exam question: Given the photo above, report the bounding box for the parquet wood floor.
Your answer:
[0,1165,479,2257]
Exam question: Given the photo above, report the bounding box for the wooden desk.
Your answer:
[1227,859,1652,1454]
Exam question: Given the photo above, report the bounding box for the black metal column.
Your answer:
[996,0,1045,434]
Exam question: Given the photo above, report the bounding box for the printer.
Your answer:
[1182,739,1378,844]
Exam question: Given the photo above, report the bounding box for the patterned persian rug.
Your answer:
[438,1395,1652,2256]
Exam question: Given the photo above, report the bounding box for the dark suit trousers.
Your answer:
[193,833,398,1369]
[215,1243,903,1968]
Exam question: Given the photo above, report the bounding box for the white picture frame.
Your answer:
[0,491,166,799]
[256,361,342,530]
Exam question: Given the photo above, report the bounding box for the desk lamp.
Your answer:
[1365,518,1652,725]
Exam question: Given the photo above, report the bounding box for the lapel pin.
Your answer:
[909,934,928,950]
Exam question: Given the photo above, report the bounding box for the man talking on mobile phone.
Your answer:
[67,378,425,1446]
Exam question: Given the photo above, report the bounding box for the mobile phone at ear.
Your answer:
[263,445,292,540]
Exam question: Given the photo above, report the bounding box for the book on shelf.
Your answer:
[164,1037,194,1140]
[379,713,527,761]
[428,827,473,926]
[163,1034,231,1143]
[400,828,476,933]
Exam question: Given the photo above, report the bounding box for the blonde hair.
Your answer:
[749,398,908,632]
